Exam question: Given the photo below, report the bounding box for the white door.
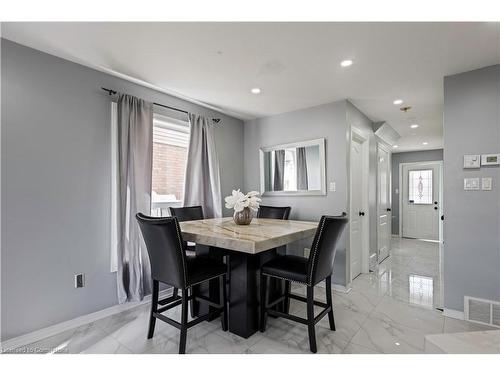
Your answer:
[402,162,440,240]
[377,145,391,263]
[349,136,365,280]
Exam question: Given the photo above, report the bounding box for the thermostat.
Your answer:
[464,154,480,169]
[481,154,500,166]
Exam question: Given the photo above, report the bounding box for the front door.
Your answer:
[402,162,441,240]
[377,144,391,263]
[350,135,365,280]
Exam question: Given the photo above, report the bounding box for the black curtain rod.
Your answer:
[101,87,221,123]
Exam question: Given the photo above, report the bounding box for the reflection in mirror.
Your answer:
[260,138,325,196]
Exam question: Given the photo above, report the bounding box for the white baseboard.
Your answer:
[332,284,352,293]
[443,308,465,320]
[0,288,173,351]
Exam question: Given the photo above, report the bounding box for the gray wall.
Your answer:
[391,149,444,235]
[443,64,500,312]
[244,100,376,285]
[1,39,244,340]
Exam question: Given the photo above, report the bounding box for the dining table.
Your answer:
[179,217,318,338]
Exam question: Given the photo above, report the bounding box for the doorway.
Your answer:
[399,161,443,241]
[377,143,392,263]
[349,128,369,281]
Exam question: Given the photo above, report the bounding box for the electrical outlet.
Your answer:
[74,273,85,288]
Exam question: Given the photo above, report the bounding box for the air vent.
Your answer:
[465,296,500,328]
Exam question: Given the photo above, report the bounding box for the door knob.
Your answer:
[358,211,365,216]
[434,207,438,210]
[386,208,391,212]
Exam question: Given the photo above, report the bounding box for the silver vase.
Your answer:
[233,207,253,225]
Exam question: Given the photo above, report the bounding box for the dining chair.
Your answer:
[136,213,228,354]
[169,205,204,256]
[168,206,204,306]
[259,215,348,353]
[257,205,291,220]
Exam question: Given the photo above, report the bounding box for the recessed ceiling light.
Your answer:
[422,142,428,145]
[250,88,261,94]
[410,124,419,129]
[393,145,399,149]
[340,59,353,67]
[393,99,403,105]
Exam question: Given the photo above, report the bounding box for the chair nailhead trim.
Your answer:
[174,219,188,287]
[261,273,311,286]
[307,217,326,284]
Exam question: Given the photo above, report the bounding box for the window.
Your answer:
[408,169,433,204]
[283,149,297,191]
[151,113,190,216]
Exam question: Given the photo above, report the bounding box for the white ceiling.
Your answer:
[3,22,500,152]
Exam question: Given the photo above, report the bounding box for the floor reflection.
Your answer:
[408,274,434,308]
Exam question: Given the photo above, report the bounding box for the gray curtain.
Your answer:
[183,114,222,218]
[297,147,308,190]
[273,150,285,191]
[116,94,153,303]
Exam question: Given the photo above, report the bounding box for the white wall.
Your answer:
[1,39,244,340]
[443,64,500,311]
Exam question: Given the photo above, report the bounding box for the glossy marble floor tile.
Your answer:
[11,238,494,354]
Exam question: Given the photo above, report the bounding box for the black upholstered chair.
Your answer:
[136,213,228,354]
[257,205,291,220]
[259,215,348,353]
[169,206,204,256]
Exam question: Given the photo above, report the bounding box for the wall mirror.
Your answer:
[259,138,326,196]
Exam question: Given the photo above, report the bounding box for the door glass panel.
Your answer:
[408,169,433,204]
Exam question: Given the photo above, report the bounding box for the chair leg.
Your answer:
[260,274,269,332]
[325,276,336,331]
[189,287,195,318]
[220,274,228,331]
[284,280,291,314]
[225,255,231,304]
[306,285,317,353]
[179,289,188,354]
[147,280,159,339]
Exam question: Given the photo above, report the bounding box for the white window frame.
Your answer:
[110,102,119,273]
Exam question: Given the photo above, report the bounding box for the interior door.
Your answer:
[377,145,391,263]
[350,137,364,280]
[402,162,440,240]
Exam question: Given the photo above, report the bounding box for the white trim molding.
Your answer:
[0,288,173,352]
[443,308,465,320]
[332,284,352,294]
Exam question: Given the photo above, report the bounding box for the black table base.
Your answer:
[192,245,284,338]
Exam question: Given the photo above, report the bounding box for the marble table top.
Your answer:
[425,329,500,354]
[179,217,318,254]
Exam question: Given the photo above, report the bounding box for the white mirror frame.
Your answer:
[259,138,326,196]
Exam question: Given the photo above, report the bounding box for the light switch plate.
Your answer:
[464,177,480,190]
[463,154,481,169]
[482,177,492,190]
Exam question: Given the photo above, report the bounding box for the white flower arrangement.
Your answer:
[224,189,261,213]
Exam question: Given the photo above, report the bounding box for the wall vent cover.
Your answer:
[464,296,500,328]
